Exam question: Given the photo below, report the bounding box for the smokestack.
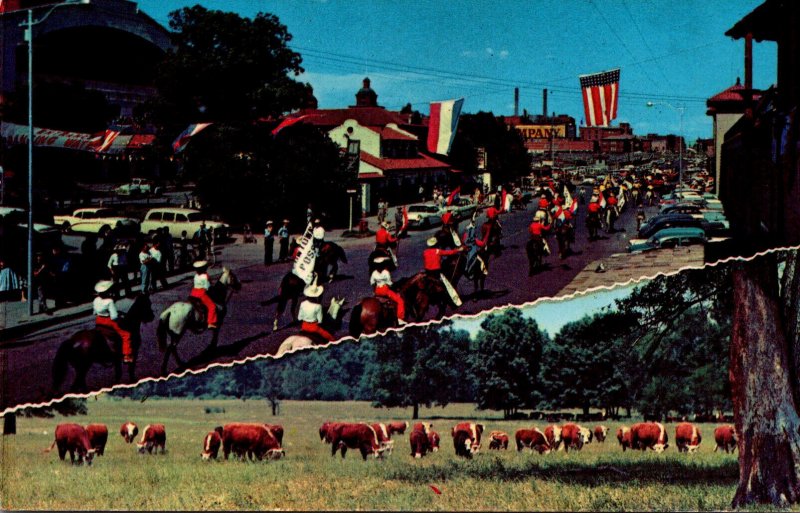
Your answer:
[514,87,519,117]
[543,89,548,118]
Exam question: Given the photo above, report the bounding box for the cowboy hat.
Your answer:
[381,221,391,229]
[374,256,390,264]
[427,237,438,247]
[193,260,209,269]
[94,280,114,294]
[266,220,274,225]
[283,219,290,223]
[304,281,324,298]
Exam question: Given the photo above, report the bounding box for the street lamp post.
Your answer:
[20,0,89,316]
[646,101,685,188]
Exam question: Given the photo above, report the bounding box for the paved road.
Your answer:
[2,191,644,410]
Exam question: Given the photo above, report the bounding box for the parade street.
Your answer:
[0,190,649,411]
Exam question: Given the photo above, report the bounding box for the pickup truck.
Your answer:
[115,178,162,197]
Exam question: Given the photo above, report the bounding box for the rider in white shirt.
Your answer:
[93,280,133,363]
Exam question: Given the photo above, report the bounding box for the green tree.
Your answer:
[471,309,548,418]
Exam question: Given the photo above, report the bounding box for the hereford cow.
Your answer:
[222,423,284,461]
[44,423,96,465]
[617,426,632,451]
[264,424,284,446]
[714,425,737,453]
[630,422,669,452]
[119,421,138,443]
[579,425,593,444]
[85,424,108,456]
[412,422,433,434]
[320,421,340,443]
[326,422,384,460]
[451,422,484,458]
[137,424,167,454]
[488,431,509,450]
[544,425,563,451]
[561,423,585,452]
[372,423,395,454]
[201,427,224,460]
[594,425,609,443]
[410,424,431,458]
[428,431,440,452]
[675,422,702,453]
[388,421,410,435]
[515,427,551,454]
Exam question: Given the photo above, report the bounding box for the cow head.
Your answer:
[579,426,592,444]
[686,444,700,454]
[429,432,440,452]
[136,441,150,454]
[380,440,395,454]
[120,423,138,443]
[82,448,96,465]
[653,442,669,453]
[552,425,563,443]
[266,448,285,460]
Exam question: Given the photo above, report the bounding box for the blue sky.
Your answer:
[136,0,775,140]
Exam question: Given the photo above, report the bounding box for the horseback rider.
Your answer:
[529,212,551,250]
[297,278,335,341]
[93,280,134,363]
[481,207,502,256]
[462,216,488,278]
[423,237,464,306]
[312,218,325,256]
[375,221,398,267]
[190,260,218,329]
[606,193,619,232]
[370,256,406,325]
[435,212,461,249]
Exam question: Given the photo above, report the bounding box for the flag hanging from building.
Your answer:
[427,98,464,155]
[579,68,620,127]
[271,114,318,137]
[446,186,461,206]
[172,123,213,153]
[91,130,120,154]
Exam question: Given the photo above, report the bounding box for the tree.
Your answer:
[257,361,285,416]
[471,309,548,418]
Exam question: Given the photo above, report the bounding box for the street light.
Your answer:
[20,0,90,316]
[646,101,685,189]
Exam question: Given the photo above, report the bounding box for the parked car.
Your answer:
[0,206,63,258]
[638,213,706,239]
[140,207,229,240]
[54,207,139,235]
[444,197,478,221]
[628,227,707,253]
[115,177,162,197]
[406,204,444,229]
[659,203,704,216]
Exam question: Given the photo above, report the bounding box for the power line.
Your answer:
[620,0,674,89]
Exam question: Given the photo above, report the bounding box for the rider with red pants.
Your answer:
[297,279,334,341]
[375,222,397,251]
[93,280,133,363]
[370,256,406,325]
[190,261,218,329]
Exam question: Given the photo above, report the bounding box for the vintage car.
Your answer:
[140,207,229,240]
[444,197,479,221]
[405,204,445,229]
[628,227,707,253]
[115,177,162,197]
[54,207,139,235]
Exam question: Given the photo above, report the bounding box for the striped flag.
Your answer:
[91,130,120,153]
[172,123,213,153]
[271,114,318,137]
[446,186,461,206]
[579,69,620,127]
[427,98,464,155]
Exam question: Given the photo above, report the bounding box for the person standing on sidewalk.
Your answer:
[264,220,274,265]
[139,243,153,293]
[107,245,132,298]
[93,280,134,363]
[278,219,290,261]
[149,242,169,290]
[32,252,54,314]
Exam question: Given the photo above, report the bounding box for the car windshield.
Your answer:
[408,206,434,213]
[96,209,116,217]
[187,213,204,222]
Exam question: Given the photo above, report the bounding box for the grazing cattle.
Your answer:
[428,431,440,452]
[388,421,410,435]
[617,426,632,451]
[201,427,224,460]
[594,425,609,443]
[412,422,433,434]
[544,425,563,451]
[515,427,551,454]
[44,423,96,465]
[675,422,702,453]
[137,424,167,455]
[85,424,108,456]
[264,424,284,446]
[119,422,138,443]
[561,423,585,452]
[451,422,484,458]
[630,422,669,452]
[579,425,593,444]
[327,423,384,460]
[320,421,340,443]
[371,423,395,454]
[488,431,509,450]
[714,425,737,453]
[222,423,284,461]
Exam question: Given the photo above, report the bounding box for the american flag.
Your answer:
[579,68,620,127]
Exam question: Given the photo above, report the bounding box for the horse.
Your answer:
[586,212,601,241]
[554,220,575,259]
[272,271,306,331]
[276,297,346,356]
[156,267,241,374]
[349,296,399,337]
[444,249,486,299]
[52,294,155,393]
[315,241,347,284]
[397,273,456,322]
[526,237,546,275]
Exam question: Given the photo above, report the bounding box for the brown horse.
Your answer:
[273,271,306,331]
[52,294,155,393]
[348,296,399,337]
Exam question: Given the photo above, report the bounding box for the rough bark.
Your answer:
[730,255,800,507]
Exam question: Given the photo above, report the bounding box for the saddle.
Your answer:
[374,295,398,317]
[95,325,121,349]
[187,296,223,327]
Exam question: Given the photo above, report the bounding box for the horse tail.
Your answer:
[157,308,171,352]
[337,244,348,264]
[349,303,363,338]
[52,338,73,391]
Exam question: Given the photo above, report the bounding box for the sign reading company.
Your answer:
[514,125,566,140]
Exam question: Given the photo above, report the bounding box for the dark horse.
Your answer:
[52,293,155,393]
[444,250,487,298]
[273,271,306,331]
[399,273,456,322]
[586,212,601,241]
[315,241,347,284]
[156,267,241,374]
[526,237,546,275]
[349,295,400,337]
[554,220,575,259]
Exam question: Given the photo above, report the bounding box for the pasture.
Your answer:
[0,398,755,511]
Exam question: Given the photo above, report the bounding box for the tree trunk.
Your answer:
[3,413,16,435]
[412,403,419,420]
[730,256,800,507]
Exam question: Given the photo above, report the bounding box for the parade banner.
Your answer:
[292,222,317,285]
[1,121,98,151]
[441,275,462,306]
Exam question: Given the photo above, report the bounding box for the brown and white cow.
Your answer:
[119,421,138,443]
[594,425,609,443]
[201,426,224,460]
[410,424,431,458]
[630,422,669,452]
[544,425,563,451]
[412,422,433,435]
[515,427,551,454]
[222,423,284,461]
[488,431,509,450]
[44,423,96,465]
[327,422,384,460]
[264,424,285,446]
[320,421,340,443]
[617,426,632,451]
[561,423,585,452]
[578,425,593,445]
[372,423,395,454]
[388,421,410,435]
[85,424,108,456]
[451,422,484,458]
[675,422,702,453]
[428,431,441,452]
[714,425,737,453]
[137,424,167,454]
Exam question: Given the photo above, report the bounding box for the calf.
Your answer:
[137,424,167,454]
[714,425,737,453]
[388,421,409,435]
[119,421,138,443]
[675,422,702,453]
[451,422,484,458]
[85,424,108,456]
[617,426,632,451]
[327,423,384,460]
[544,425,563,451]
[515,427,551,454]
[630,422,668,452]
[428,431,440,452]
[593,425,608,443]
[201,426,224,460]
[561,423,585,452]
[223,423,284,461]
[44,423,96,465]
[488,431,509,450]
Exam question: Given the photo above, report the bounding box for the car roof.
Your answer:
[652,227,706,238]
[74,207,115,213]
[145,207,201,213]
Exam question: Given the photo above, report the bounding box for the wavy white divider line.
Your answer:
[4,243,798,416]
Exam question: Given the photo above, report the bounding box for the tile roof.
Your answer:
[359,151,450,171]
[289,107,410,127]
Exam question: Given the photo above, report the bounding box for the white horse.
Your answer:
[275,297,345,357]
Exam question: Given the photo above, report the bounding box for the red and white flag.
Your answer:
[93,130,120,153]
[400,206,409,232]
[579,68,620,127]
[427,98,464,155]
[271,114,318,137]
[446,186,461,206]
[172,123,212,153]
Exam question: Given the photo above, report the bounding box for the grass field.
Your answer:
[0,398,767,511]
